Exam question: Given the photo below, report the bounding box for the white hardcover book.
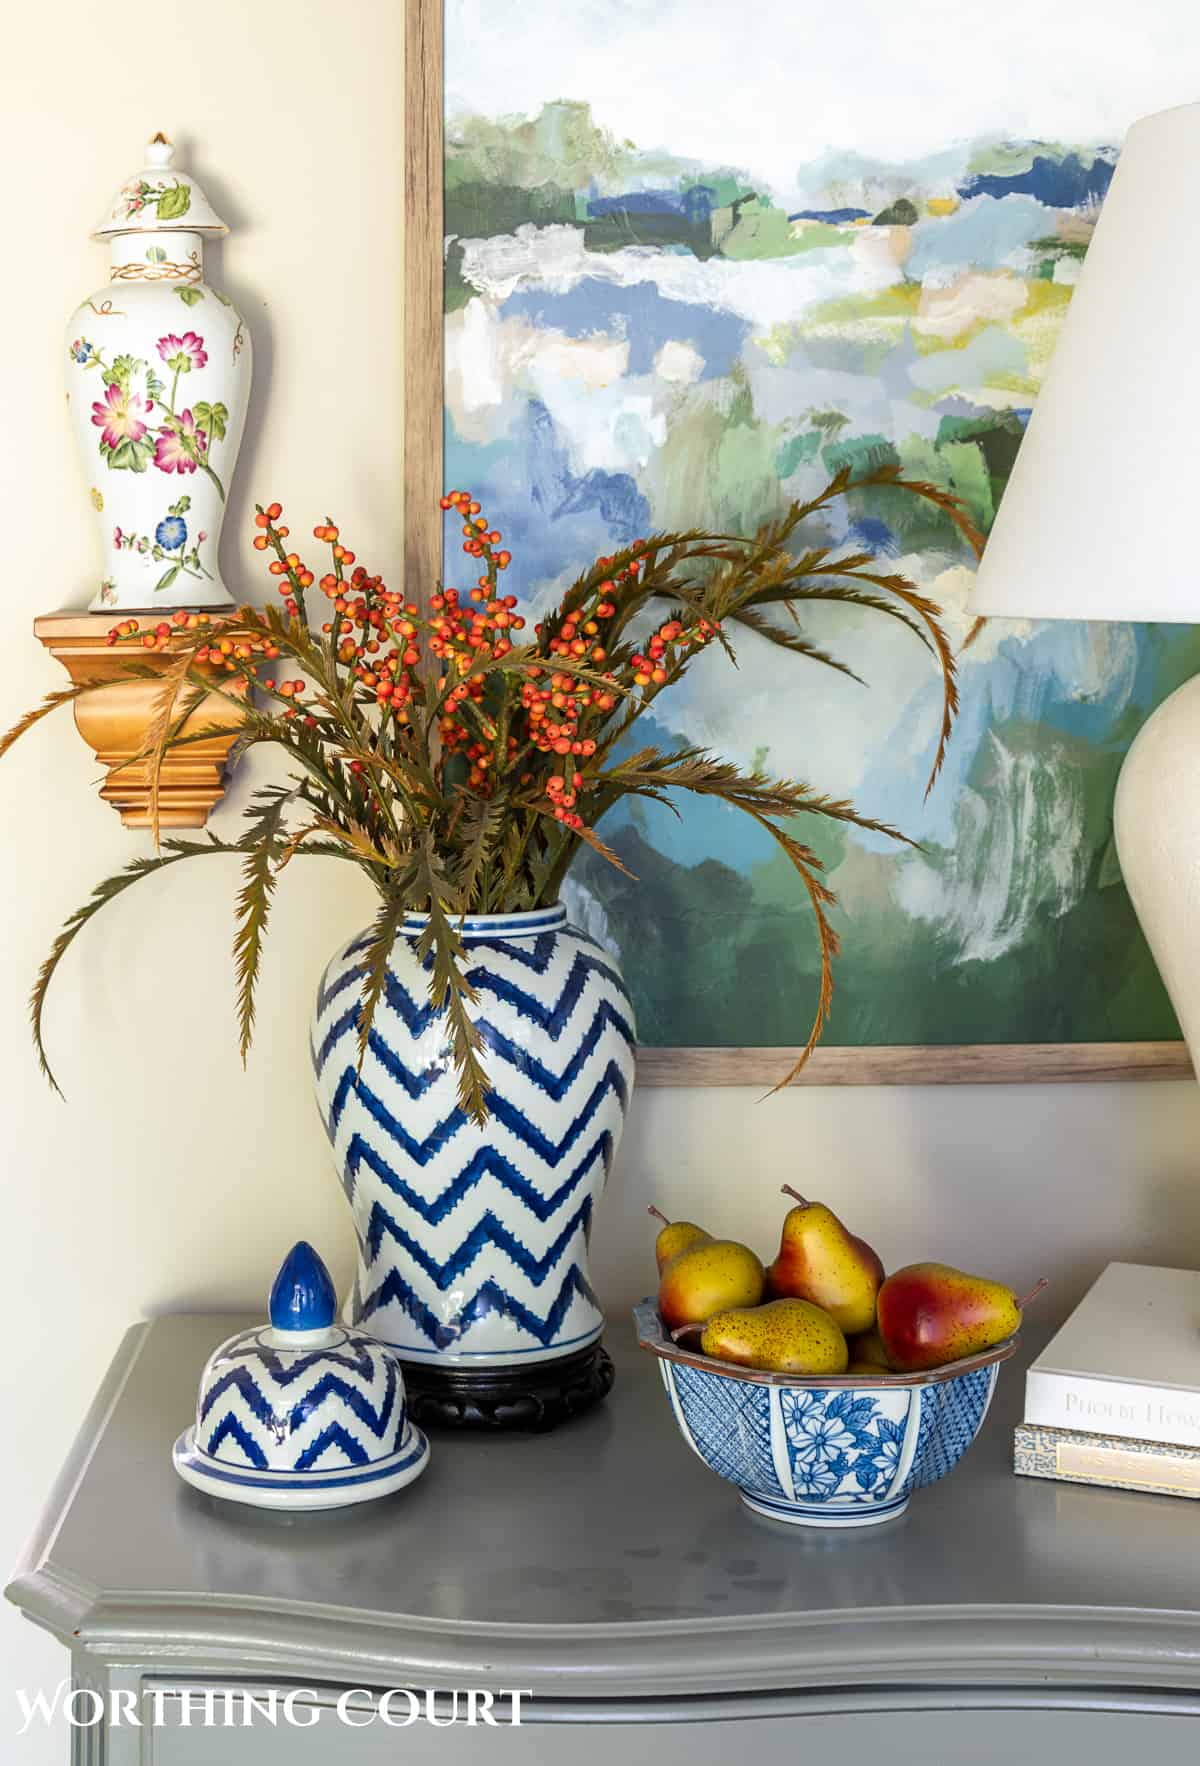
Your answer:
[1024,1262,1200,1449]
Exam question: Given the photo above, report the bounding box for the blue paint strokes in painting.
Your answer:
[957,152,1115,206]
[905,195,1055,278]
[847,516,898,557]
[587,187,718,220]
[788,206,871,223]
[445,403,651,595]
[526,402,651,535]
[500,280,751,380]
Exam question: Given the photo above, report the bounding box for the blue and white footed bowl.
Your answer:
[311,907,636,1371]
[636,1302,1015,1528]
[173,1244,430,1511]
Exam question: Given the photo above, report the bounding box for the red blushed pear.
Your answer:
[877,1264,1049,1373]
[765,1187,885,1336]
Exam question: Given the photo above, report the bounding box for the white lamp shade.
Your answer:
[969,101,1200,624]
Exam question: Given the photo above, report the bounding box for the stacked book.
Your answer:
[1014,1261,1200,1500]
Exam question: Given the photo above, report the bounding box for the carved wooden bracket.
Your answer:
[34,613,246,829]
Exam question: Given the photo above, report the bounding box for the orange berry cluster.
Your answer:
[430,494,534,786]
[252,501,304,618]
[629,614,718,687]
[197,640,283,685]
[104,610,283,682]
[252,503,427,719]
[105,608,210,650]
[432,576,525,790]
[329,573,422,717]
[238,489,698,842]
[441,488,511,571]
[519,670,605,827]
[522,547,660,822]
[104,610,285,701]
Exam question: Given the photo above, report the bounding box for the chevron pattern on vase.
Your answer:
[195,1328,410,1471]
[311,906,636,1365]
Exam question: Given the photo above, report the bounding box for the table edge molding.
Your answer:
[20,1595,1200,1696]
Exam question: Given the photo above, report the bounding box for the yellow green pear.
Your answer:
[657,1237,765,1331]
[845,1323,891,1373]
[701,1299,848,1376]
[647,1204,710,1274]
[765,1186,884,1335]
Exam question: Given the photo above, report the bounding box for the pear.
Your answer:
[765,1186,884,1335]
[846,1323,891,1373]
[658,1238,765,1332]
[701,1299,848,1376]
[877,1264,1048,1372]
[647,1204,710,1274]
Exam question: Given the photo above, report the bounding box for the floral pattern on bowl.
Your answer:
[635,1300,1013,1528]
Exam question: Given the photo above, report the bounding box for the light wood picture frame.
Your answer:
[402,0,1190,1087]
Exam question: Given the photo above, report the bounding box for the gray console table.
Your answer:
[8,1316,1200,1762]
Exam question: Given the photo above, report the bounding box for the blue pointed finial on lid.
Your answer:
[269,1242,337,1333]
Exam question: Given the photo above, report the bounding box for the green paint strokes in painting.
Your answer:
[722,200,852,260]
[647,373,784,536]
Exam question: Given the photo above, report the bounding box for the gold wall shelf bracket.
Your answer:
[35,612,246,829]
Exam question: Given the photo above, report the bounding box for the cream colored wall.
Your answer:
[3,3,1200,1756]
[0,0,403,1748]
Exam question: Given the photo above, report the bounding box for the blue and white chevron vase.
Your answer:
[310,905,637,1370]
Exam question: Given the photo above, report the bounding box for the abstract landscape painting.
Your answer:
[441,0,1200,1049]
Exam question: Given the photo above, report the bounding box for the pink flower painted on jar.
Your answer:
[153,409,208,476]
[157,331,208,373]
[91,382,151,450]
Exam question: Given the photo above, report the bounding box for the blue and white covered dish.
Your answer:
[173,1242,430,1510]
[636,1300,1015,1528]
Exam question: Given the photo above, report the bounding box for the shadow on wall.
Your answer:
[181,135,273,615]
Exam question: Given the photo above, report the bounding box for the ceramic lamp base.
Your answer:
[1114,672,1200,1070]
[402,1341,614,1432]
[740,1490,911,1528]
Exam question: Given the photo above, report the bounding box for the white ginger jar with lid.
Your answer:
[65,133,251,612]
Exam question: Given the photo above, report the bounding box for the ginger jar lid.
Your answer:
[171,1242,431,1511]
[95,133,229,239]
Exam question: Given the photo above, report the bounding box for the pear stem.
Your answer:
[781,1185,810,1207]
[1016,1277,1049,1311]
[670,1323,703,1344]
[647,1205,670,1228]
